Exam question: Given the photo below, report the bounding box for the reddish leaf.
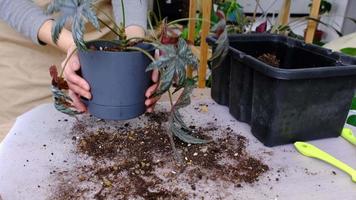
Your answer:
[49,65,59,84]
[49,65,69,90]
[256,21,267,33]
[160,19,180,45]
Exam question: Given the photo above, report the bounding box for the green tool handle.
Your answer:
[294,142,356,182]
[342,128,356,146]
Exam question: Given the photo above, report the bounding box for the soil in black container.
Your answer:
[257,53,280,67]
[51,112,269,199]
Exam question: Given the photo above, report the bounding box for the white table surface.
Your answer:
[1,98,356,200]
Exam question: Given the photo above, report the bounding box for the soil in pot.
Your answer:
[50,112,269,199]
[257,53,280,68]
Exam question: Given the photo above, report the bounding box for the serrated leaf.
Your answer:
[209,12,229,69]
[51,86,83,116]
[177,38,198,69]
[49,65,82,117]
[51,15,68,44]
[147,38,199,96]
[347,115,356,126]
[209,28,229,69]
[169,80,210,144]
[155,67,175,96]
[46,0,99,50]
[73,13,86,50]
[81,4,100,30]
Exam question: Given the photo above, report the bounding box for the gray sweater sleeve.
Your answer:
[0,0,51,45]
[0,0,148,45]
[112,0,148,30]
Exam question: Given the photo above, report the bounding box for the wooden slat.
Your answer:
[278,0,291,26]
[198,0,212,88]
[305,0,321,43]
[187,0,197,78]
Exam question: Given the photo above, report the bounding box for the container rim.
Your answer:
[207,34,356,80]
[79,39,155,55]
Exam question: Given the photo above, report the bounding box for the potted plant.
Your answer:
[48,0,228,160]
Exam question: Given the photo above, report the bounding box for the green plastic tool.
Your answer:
[294,142,356,182]
[341,128,356,146]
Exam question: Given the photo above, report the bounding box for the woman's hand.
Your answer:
[145,69,160,113]
[62,45,90,112]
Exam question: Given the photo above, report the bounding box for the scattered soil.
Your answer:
[257,53,280,67]
[51,111,269,199]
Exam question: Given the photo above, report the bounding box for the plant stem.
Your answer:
[98,18,121,37]
[168,17,216,26]
[148,10,160,26]
[60,48,78,78]
[147,12,159,41]
[168,89,174,108]
[92,4,120,32]
[125,37,156,43]
[167,130,183,165]
[249,0,259,33]
[120,0,126,27]
[155,0,162,21]
[126,46,155,62]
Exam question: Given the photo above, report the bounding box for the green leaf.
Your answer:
[46,0,99,50]
[340,48,356,57]
[169,79,210,144]
[51,86,83,116]
[209,28,229,68]
[51,15,68,44]
[350,96,356,110]
[347,115,356,126]
[146,38,198,96]
[155,67,175,96]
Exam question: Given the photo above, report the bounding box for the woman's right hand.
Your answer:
[62,45,91,112]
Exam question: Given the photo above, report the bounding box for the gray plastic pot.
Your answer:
[78,41,153,120]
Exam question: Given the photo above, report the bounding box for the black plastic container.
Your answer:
[210,53,231,106]
[79,41,153,120]
[208,34,356,147]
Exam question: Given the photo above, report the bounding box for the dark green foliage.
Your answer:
[146,38,198,96]
[209,12,229,69]
[46,0,100,50]
[169,79,209,144]
[350,96,356,110]
[347,115,356,127]
[51,86,83,116]
[49,65,83,117]
[146,39,208,144]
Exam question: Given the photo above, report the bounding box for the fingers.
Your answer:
[145,96,160,113]
[152,69,159,83]
[145,50,162,113]
[145,82,158,98]
[146,105,156,113]
[67,81,91,99]
[69,90,87,112]
[62,52,91,99]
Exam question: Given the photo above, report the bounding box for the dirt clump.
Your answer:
[257,53,280,67]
